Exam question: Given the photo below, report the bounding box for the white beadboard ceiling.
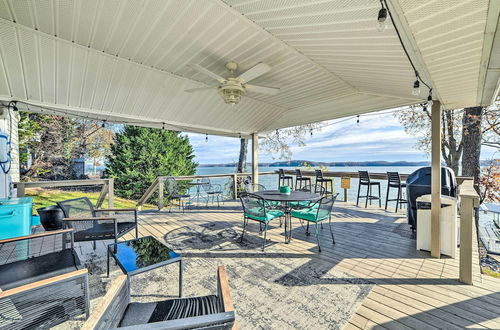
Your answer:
[0,0,498,137]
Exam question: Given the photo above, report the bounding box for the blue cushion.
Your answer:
[245,209,284,222]
[291,208,330,222]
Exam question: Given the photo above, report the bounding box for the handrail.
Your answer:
[137,172,277,210]
[458,179,480,285]
[14,178,114,209]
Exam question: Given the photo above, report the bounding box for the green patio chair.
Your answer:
[239,192,284,251]
[291,193,339,252]
[290,184,326,209]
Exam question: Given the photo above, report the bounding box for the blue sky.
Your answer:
[186,110,497,164]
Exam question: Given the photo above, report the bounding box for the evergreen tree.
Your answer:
[105,126,197,199]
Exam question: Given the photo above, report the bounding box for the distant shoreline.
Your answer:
[199,160,430,167]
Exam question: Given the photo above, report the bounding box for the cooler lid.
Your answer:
[0,197,33,206]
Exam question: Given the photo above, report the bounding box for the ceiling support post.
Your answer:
[251,133,259,185]
[431,100,442,258]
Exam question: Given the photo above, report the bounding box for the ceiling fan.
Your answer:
[185,61,280,105]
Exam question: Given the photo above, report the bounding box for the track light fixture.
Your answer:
[377,1,388,32]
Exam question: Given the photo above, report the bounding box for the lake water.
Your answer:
[195,165,421,202]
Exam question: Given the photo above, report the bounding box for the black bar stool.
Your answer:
[356,171,381,208]
[295,169,311,190]
[315,169,334,195]
[278,168,293,188]
[385,172,407,212]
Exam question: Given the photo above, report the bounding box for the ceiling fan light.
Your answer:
[219,84,245,105]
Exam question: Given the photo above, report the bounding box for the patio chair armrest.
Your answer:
[63,216,116,221]
[82,275,129,330]
[0,269,90,329]
[94,208,137,213]
[0,228,74,244]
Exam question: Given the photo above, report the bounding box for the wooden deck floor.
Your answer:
[107,200,500,329]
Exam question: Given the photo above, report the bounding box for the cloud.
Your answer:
[185,111,431,164]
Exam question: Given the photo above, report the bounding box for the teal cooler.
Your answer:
[0,197,33,240]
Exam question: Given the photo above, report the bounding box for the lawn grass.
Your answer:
[26,188,155,210]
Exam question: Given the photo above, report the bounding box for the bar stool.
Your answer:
[315,169,334,195]
[356,171,381,208]
[295,169,311,190]
[278,168,293,188]
[385,172,407,212]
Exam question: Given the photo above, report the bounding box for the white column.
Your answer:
[431,100,442,258]
[251,133,259,185]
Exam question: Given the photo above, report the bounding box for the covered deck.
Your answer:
[73,200,500,330]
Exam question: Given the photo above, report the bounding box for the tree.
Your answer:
[260,124,321,160]
[461,106,483,191]
[18,113,79,180]
[105,126,197,200]
[395,106,463,174]
[74,121,115,175]
[237,138,248,173]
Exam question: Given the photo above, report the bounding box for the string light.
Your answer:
[377,0,432,100]
[161,122,165,130]
[356,114,360,125]
[412,78,420,96]
[205,133,208,142]
[310,127,313,137]
[377,0,388,32]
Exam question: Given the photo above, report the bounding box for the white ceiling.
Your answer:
[0,0,498,137]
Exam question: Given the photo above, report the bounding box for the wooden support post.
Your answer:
[108,178,114,210]
[459,179,480,284]
[17,183,25,197]
[158,177,164,210]
[431,100,441,258]
[232,173,238,200]
[344,188,348,202]
[251,133,259,185]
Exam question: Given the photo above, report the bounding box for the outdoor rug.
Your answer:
[58,221,373,330]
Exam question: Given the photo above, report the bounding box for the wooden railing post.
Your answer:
[459,179,480,285]
[158,177,164,210]
[108,178,114,210]
[232,174,238,200]
[17,182,25,197]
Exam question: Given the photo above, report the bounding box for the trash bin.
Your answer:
[416,194,458,258]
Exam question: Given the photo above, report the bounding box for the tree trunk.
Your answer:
[461,106,483,191]
[237,138,248,173]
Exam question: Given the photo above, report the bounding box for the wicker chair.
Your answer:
[82,266,236,329]
[57,197,138,250]
[0,229,89,329]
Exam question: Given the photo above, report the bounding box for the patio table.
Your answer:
[188,180,208,203]
[254,190,321,243]
[107,236,183,297]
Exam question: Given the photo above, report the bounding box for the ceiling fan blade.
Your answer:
[184,86,218,93]
[237,62,271,83]
[245,84,280,95]
[188,64,226,83]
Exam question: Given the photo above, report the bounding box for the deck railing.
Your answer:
[14,178,115,209]
[136,172,277,210]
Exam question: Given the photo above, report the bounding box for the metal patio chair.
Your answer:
[82,265,235,329]
[291,193,339,252]
[57,197,138,250]
[0,229,89,329]
[165,177,191,213]
[239,192,284,251]
[278,168,293,189]
[385,171,408,212]
[200,177,224,207]
[356,171,381,208]
[244,183,267,193]
[295,169,311,190]
[315,169,334,195]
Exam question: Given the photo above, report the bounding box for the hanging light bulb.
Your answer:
[205,134,208,142]
[412,80,420,96]
[310,128,313,137]
[377,2,388,32]
[356,115,360,125]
